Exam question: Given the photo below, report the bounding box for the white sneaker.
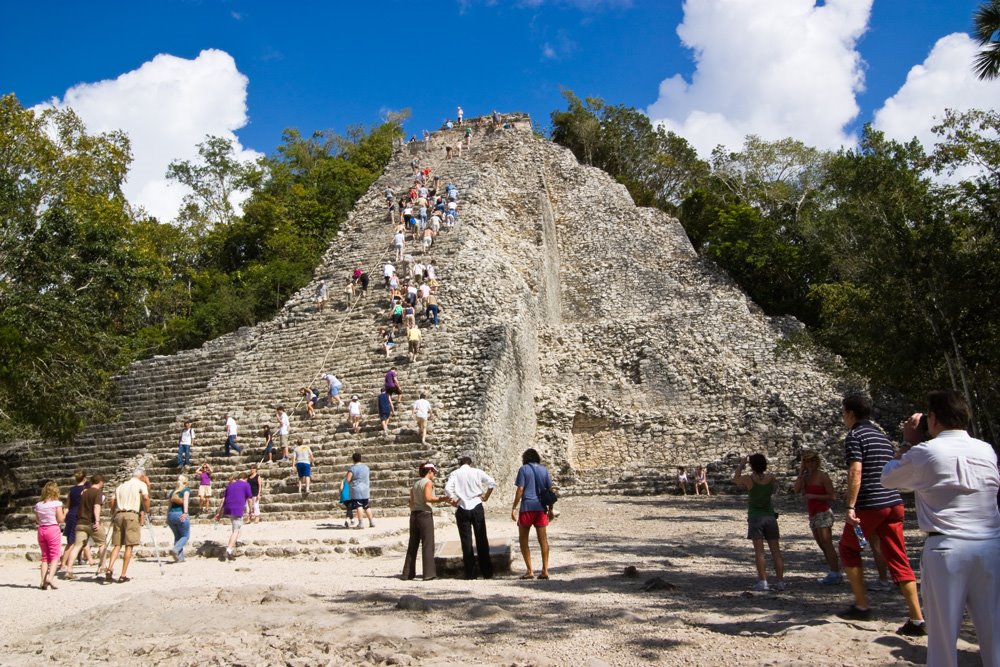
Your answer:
[753,580,769,592]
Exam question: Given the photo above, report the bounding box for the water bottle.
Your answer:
[854,524,869,549]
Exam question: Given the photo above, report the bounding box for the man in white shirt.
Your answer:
[393,230,405,261]
[412,393,432,444]
[445,456,496,579]
[383,262,395,288]
[224,413,241,455]
[106,468,150,583]
[348,394,363,433]
[177,420,194,467]
[323,373,343,409]
[882,390,1000,665]
[316,280,328,312]
[276,406,290,460]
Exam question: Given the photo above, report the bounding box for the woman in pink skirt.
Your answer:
[34,481,66,589]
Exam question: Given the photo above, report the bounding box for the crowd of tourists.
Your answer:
[731,390,999,666]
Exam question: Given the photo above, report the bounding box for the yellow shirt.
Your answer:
[408,327,422,342]
[115,477,149,512]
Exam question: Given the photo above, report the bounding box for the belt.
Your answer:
[116,510,139,514]
[926,531,944,537]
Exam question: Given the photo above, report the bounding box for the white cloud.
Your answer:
[873,33,1000,153]
[35,49,261,222]
[647,0,872,156]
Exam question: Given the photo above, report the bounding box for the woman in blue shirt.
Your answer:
[511,448,555,580]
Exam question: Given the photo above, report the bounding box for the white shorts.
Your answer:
[199,485,212,498]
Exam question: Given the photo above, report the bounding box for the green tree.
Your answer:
[166,135,262,230]
[550,90,708,210]
[0,94,155,441]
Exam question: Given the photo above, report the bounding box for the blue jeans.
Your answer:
[426,304,439,326]
[225,435,241,455]
[176,444,191,467]
[167,511,190,558]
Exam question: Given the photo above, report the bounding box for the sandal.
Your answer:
[63,572,75,581]
[519,573,535,580]
[105,571,114,583]
[538,574,550,580]
[117,576,131,583]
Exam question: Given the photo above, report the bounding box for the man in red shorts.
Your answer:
[835,393,926,636]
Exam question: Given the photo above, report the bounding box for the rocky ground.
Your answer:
[0,495,985,666]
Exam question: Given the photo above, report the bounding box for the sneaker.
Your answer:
[819,572,844,585]
[867,579,893,592]
[773,581,787,591]
[896,620,928,637]
[170,549,179,563]
[753,580,769,592]
[836,605,874,621]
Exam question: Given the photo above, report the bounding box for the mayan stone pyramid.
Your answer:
[0,115,852,525]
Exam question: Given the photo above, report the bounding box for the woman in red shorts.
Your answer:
[511,448,555,580]
[793,450,843,585]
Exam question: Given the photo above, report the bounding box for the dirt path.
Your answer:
[0,495,985,666]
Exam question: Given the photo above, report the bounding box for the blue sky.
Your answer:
[0,0,992,220]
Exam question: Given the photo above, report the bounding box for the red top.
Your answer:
[804,483,830,516]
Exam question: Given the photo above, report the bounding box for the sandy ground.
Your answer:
[0,495,986,666]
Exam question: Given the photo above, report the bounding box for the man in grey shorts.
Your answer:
[346,452,375,529]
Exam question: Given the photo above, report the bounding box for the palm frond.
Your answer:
[973,0,1000,45]
[973,43,1000,80]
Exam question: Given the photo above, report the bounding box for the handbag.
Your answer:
[531,463,558,507]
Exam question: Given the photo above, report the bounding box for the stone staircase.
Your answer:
[0,119,528,526]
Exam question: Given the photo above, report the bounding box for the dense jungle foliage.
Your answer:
[0,94,403,442]
[551,91,1000,443]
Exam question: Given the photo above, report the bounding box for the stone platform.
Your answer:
[433,538,512,578]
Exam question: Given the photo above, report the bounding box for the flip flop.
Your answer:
[63,572,75,581]
[519,573,535,580]
[538,574,550,580]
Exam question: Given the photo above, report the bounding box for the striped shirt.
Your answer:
[845,420,903,510]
